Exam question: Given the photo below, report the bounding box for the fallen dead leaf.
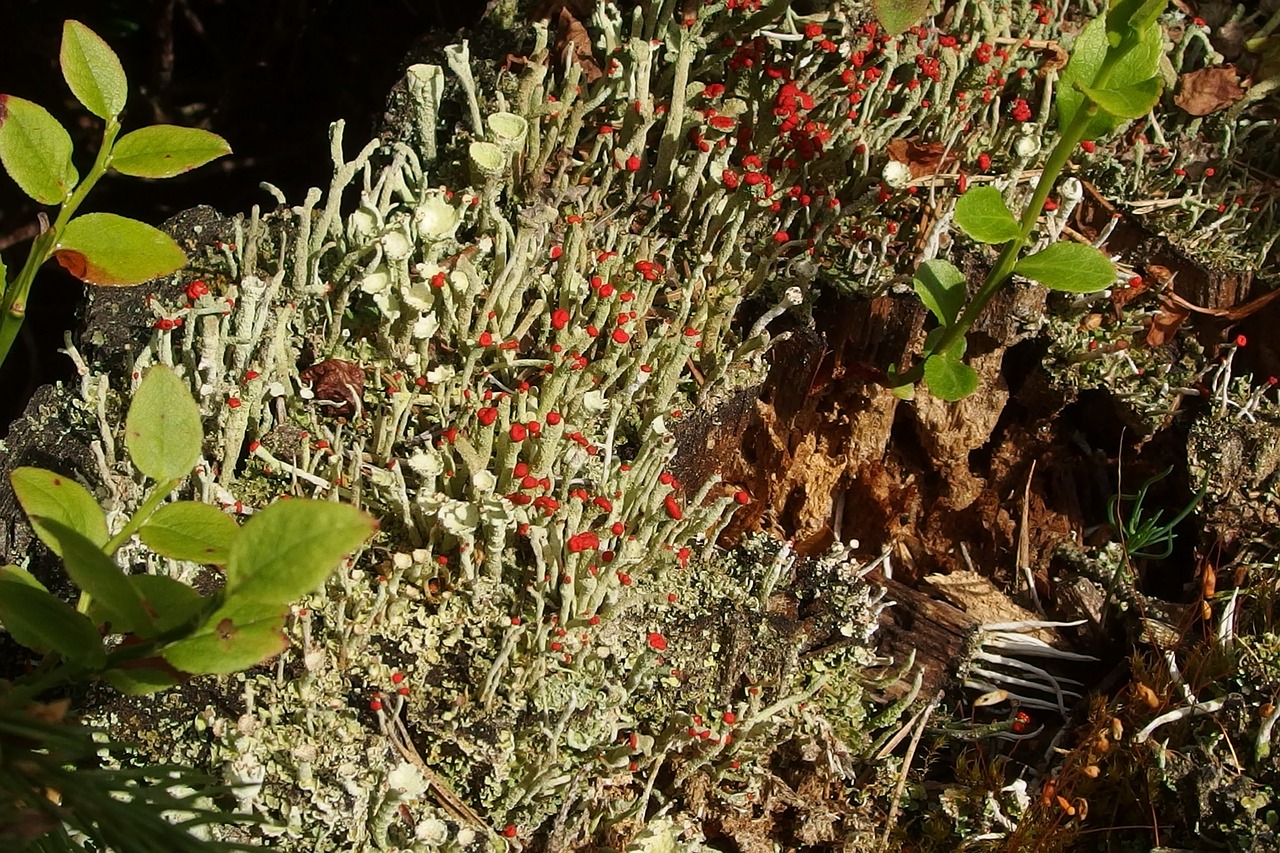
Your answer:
[886,138,958,179]
[1173,64,1247,116]
[1146,297,1189,347]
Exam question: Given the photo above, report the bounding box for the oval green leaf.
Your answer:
[125,365,203,482]
[55,212,186,286]
[1107,0,1166,44]
[0,569,106,666]
[92,574,205,637]
[31,518,153,634]
[1058,16,1163,138]
[10,466,110,555]
[102,663,184,695]
[1080,77,1162,120]
[0,95,78,204]
[140,501,238,565]
[60,21,128,120]
[226,500,376,605]
[1014,242,1116,293]
[160,600,289,675]
[954,185,1021,245]
[913,259,967,327]
[111,126,231,178]
[872,0,931,37]
[923,353,980,402]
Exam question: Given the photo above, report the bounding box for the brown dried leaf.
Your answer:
[300,359,365,418]
[1173,65,1247,116]
[1146,297,1189,346]
[886,138,957,179]
[556,5,602,83]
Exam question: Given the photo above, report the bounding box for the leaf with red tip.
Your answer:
[55,212,186,285]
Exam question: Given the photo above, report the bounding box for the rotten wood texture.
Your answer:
[874,576,980,703]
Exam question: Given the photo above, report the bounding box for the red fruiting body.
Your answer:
[647,632,668,651]
[568,531,600,553]
[626,154,641,171]
[1081,140,1096,153]
[477,407,498,426]
[186,280,209,300]
[510,424,528,441]
[227,397,242,408]
[546,411,562,425]
[664,496,683,520]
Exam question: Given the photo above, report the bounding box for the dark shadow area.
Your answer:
[0,0,486,433]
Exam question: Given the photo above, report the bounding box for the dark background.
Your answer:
[0,0,486,431]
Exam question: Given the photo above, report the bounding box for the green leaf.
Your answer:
[0,565,48,592]
[1058,16,1163,138]
[913,259,967,326]
[0,95,78,204]
[1080,76,1162,120]
[102,664,184,695]
[1015,242,1117,293]
[140,501,238,565]
[160,600,289,675]
[125,365,203,482]
[226,500,376,605]
[0,568,106,666]
[60,21,127,120]
[871,0,932,37]
[35,518,153,634]
[10,466,110,555]
[954,186,1021,245]
[923,353,980,401]
[92,574,205,637]
[111,126,231,178]
[55,212,187,286]
[1106,0,1167,44]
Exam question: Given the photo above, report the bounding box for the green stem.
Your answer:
[889,43,1135,389]
[104,477,179,556]
[0,118,121,368]
[75,476,178,616]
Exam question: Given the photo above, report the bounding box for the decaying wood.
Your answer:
[874,576,980,702]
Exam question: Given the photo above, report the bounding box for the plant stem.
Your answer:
[104,477,180,556]
[888,42,1136,389]
[0,118,121,368]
